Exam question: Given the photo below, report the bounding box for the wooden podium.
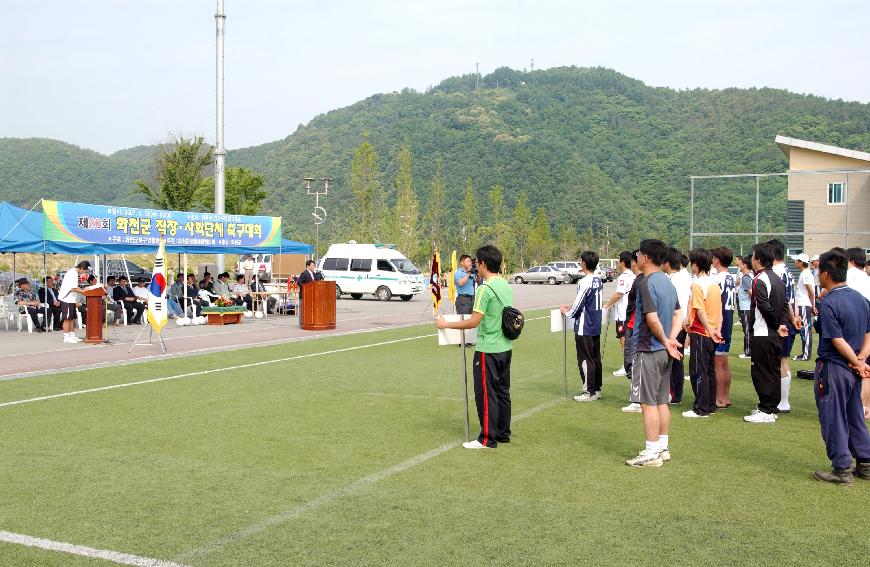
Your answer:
[300,280,336,331]
[83,287,107,343]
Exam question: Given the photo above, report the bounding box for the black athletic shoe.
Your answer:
[854,462,870,480]
[813,468,853,484]
[496,437,511,444]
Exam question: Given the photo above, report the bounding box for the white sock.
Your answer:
[645,440,659,454]
[658,435,669,451]
[780,375,791,407]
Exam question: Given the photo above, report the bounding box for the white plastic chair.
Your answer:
[0,295,12,330]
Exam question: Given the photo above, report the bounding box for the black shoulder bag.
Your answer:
[481,283,524,340]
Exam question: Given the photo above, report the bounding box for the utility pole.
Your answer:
[604,223,610,257]
[214,0,227,272]
[475,62,479,91]
[306,177,329,259]
[530,57,534,86]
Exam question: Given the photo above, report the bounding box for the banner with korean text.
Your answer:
[43,200,282,251]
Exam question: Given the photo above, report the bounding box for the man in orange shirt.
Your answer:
[682,248,723,418]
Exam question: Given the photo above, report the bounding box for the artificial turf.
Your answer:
[0,310,867,566]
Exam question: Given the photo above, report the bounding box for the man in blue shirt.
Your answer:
[453,254,476,315]
[625,239,684,468]
[812,249,870,484]
[561,250,603,401]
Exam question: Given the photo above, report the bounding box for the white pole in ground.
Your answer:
[214,0,226,273]
[562,320,568,398]
[461,329,470,442]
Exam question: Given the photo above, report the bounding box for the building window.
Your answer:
[827,182,846,205]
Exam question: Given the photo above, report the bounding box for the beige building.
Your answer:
[776,135,870,255]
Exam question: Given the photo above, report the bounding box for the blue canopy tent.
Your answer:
[0,202,45,253]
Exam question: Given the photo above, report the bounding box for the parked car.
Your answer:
[594,265,615,282]
[99,259,151,283]
[512,265,571,285]
[547,261,582,283]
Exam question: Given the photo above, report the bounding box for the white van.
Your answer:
[319,242,425,301]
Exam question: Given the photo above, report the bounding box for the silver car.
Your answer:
[512,265,571,285]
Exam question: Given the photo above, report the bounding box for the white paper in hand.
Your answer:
[437,314,477,345]
[550,309,568,333]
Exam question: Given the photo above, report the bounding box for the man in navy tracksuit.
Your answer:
[812,249,870,484]
[561,250,603,401]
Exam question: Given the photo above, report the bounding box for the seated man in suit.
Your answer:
[251,277,278,314]
[184,273,204,316]
[14,278,46,332]
[232,274,253,311]
[113,276,144,324]
[37,275,63,331]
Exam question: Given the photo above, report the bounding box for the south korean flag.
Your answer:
[146,239,169,333]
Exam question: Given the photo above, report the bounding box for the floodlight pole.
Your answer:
[689,178,695,249]
[305,177,329,259]
[755,175,760,244]
[214,0,227,272]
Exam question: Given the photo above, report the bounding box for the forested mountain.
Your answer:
[3,66,870,258]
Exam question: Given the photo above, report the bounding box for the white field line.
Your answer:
[0,530,188,567]
[0,334,435,409]
[360,392,463,402]
[177,396,563,563]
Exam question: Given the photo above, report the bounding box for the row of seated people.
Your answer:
[194,271,277,313]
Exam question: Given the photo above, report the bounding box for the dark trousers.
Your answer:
[623,327,635,376]
[473,350,512,448]
[21,307,43,329]
[690,333,716,415]
[234,295,253,311]
[751,335,782,414]
[575,335,602,394]
[669,330,687,403]
[738,309,752,356]
[796,306,812,359]
[455,294,474,315]
[181,297,202,317]
[123,301,144,323]
[815,361,870,469]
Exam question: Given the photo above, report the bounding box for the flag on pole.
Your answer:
[429,250,442,314]
[146,239,169,333]
[447,250,457,302]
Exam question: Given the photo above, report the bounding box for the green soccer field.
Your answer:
[0,310,868,566]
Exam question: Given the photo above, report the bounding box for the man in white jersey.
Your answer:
[57,260,90,343]
[711,247,736,408]
[790,253,815,361]
[605,251,636,377]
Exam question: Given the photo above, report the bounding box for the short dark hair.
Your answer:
[236,274,245,282]
[187,273,196,278]
[204,271,212,277]
[819,249,849,283]
[305,260,316,268]
[118,276,128,282]
[106,276,116,282]
[459,254,472,263]
[475,245,502,273]
[680,254,689,268]
[176,273,184,280]
[689,248,712,273]
[580,250,599,271]
[87,275,97,283]
[766,239,785,261]
[845,247,866,268]
[76,260,91,270]
[219,272,230,279]
[638,239,666,266]
[136,277,145,284]
[666,247,681,271]
[711,246,733,267]
[618,251,633,269]
[752,243,774,269]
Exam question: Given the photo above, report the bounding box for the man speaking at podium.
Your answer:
[297,260,324,325]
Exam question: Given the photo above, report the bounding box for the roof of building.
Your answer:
[776,135,870,163]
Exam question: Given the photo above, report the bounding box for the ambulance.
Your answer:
[318,242,425,301]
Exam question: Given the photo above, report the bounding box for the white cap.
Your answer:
[790,253,810,264]
[810,254,820,261]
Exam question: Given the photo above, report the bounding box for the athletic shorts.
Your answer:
[615,320,625,339]
[630,350,672,406]
[60,301,78,321]
[715,310,734,355]
[781,331,796,358]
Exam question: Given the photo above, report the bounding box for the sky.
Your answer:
[2,0,868,155]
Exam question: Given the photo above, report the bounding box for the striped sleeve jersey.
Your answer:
[567,275,602,336]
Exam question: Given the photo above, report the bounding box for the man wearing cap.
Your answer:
[58,261,90,343]
[14,278,46,333]
[792,253,816,362]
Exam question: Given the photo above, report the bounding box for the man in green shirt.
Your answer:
[436,245,513,449]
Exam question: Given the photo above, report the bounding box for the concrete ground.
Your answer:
[0,280,614,380]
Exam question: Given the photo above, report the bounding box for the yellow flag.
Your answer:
[447,250,457,301]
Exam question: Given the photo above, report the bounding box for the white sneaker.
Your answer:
[612,367,627,377]
[744,411,776,423]
[682,410,709,418]
[684,347,691,355]
[621,402,642,413]
[659,449,671,462]
[462,440,492,450]
[777,402,791,413]
[573,391,601,402]
[738,353,750,359]
[684,375,690,381]
[625,450,663,467]
[69,336,82,343]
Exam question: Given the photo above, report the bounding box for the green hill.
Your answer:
[3,66,870,254]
